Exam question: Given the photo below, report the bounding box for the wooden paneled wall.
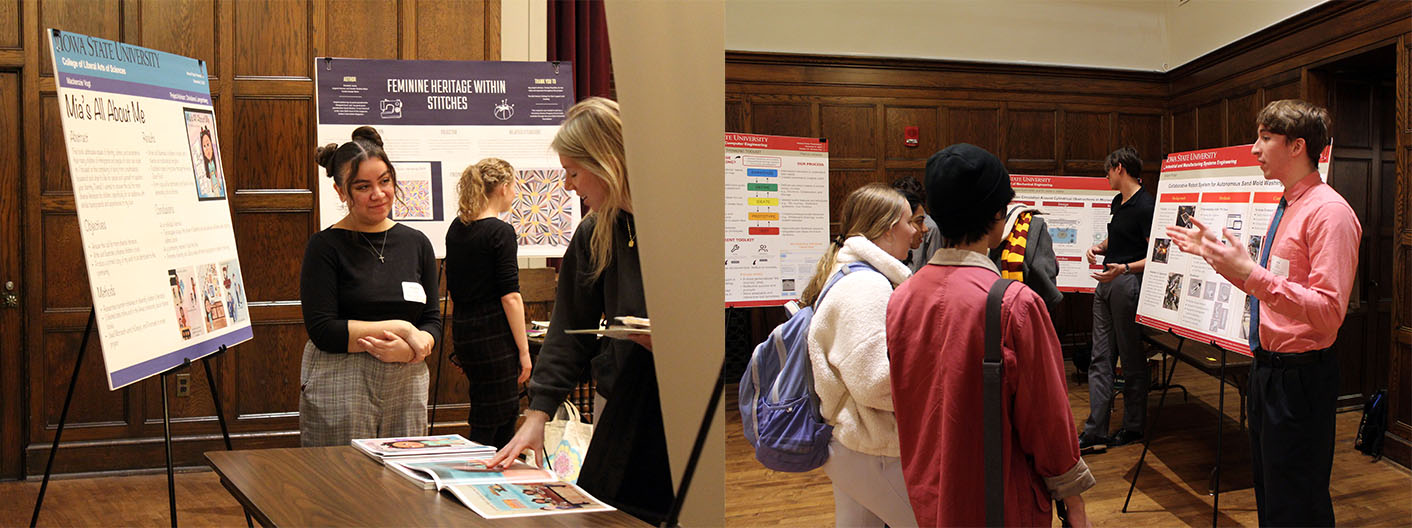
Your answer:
[725,52,1169,359]
[7,0,500,478]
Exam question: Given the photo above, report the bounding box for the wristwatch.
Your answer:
[1123,263,1131,274]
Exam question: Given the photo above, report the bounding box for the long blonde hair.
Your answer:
[456,158,515,223]
[799,183,909,307]
[552,97,629,280]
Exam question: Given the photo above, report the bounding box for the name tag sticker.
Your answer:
[402,281,427,304]
[1270,256,1290,278]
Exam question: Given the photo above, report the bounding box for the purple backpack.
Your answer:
[738,262,875,472]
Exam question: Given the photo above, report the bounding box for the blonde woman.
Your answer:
[444,158,531,449]
[487,97,672,524]
[804,183,918,528]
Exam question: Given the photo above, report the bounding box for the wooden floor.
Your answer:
[3,361,1410,527]
[726,361,1412,527]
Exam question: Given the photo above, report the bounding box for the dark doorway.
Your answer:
[1317,44,1397,408]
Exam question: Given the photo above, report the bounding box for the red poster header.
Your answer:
[1201,192,1251,203]
[1161,192,1200,203]
[1161,144,1333,173]
[726,133,829,153]
[1010,174,1110,191]
[1042,201,1087,208]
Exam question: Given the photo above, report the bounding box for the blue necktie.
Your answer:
[1249,197,1287,352]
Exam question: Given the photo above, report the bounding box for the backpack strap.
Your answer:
[984,277,1015,528]
[815,261,879,307]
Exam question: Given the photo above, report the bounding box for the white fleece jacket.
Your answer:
[807,236,911,457]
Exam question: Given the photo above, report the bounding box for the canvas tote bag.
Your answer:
[541,400,593,483]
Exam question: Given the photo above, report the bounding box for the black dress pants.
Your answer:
[1248,348,1338,527]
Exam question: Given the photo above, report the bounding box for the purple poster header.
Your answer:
[315,58,575,126]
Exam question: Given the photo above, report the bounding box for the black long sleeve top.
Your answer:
[528,213,648,415]
[445,217,520,312]
[300,224,442,353]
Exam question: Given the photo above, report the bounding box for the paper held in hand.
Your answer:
[564,316,651,339]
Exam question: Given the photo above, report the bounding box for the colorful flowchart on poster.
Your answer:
[47,29,252,390]
[1135,144,1331,353]
[724,134,829,307]
[1009,175,1117,293]
[315,58,577,258]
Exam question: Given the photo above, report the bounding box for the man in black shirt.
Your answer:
[1080,147,1155,453]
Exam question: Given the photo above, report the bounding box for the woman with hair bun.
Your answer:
[444,158,531,449]
[486,97,673,524]
[299,126,441,446]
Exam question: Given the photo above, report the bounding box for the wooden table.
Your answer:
[206,447,646,527]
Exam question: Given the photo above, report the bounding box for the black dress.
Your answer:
[445,217,521,446]
[527,213,674,524]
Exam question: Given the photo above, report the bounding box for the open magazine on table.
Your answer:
[386,455,556,490]
[442,480,616,519]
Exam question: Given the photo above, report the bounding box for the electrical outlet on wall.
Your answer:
[176,374,190,398]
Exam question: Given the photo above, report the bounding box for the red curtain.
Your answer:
[547,0,613,101]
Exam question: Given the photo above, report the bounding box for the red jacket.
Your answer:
[887,249,1091,527]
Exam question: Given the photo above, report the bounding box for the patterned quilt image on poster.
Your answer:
[393,179,435,220]
[501,169,574,247]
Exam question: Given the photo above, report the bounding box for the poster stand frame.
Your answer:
[1120,329,1227,528]
[29,309,251,528]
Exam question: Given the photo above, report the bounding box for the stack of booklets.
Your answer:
[351,434,495,464]
[355,434,615,519]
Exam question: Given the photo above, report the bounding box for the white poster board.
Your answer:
[315,58,577,258]
[724,134,829,307]
[47,29,252,390]
[1135,144,1331,353]
[1008,174,1116,293]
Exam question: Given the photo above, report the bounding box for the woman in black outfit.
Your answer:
[444,158,531,448]
[486,97,673,524]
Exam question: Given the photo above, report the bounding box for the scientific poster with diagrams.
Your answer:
[1134,144,1331,353]
[47,29,252,390]
[315,58,577,257]
[724,134,830,307]
[1008,175,1117,293]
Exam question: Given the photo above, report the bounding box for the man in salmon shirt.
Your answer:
[1168,99,1360,527]
[887,143,1094,527]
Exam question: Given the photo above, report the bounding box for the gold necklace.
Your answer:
[626,218,635,247]
[360,232,387,263]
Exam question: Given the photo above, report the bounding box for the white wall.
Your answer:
[1164,0,1328,68]
[722,0,1330,72]
[725,0,1168,71]
[500,0,546,62]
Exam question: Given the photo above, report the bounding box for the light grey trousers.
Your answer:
[822,439,918,528]
[1084,272,1149,438]
[299,340,429,447]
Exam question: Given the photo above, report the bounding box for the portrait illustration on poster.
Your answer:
[221,260,247,323]
[185,109,226,200]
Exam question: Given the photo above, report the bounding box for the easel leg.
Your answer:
[202,350,253,528]
[1211,345,1227,527]
[161,371,178,528]
[30,308,96,528]
[659,359,726,528]
[1123,335,1186,513]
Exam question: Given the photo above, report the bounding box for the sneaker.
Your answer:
[1078,433,1107,454]
[1109,429,1144,447]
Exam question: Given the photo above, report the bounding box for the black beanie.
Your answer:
[924,143,1012,222]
